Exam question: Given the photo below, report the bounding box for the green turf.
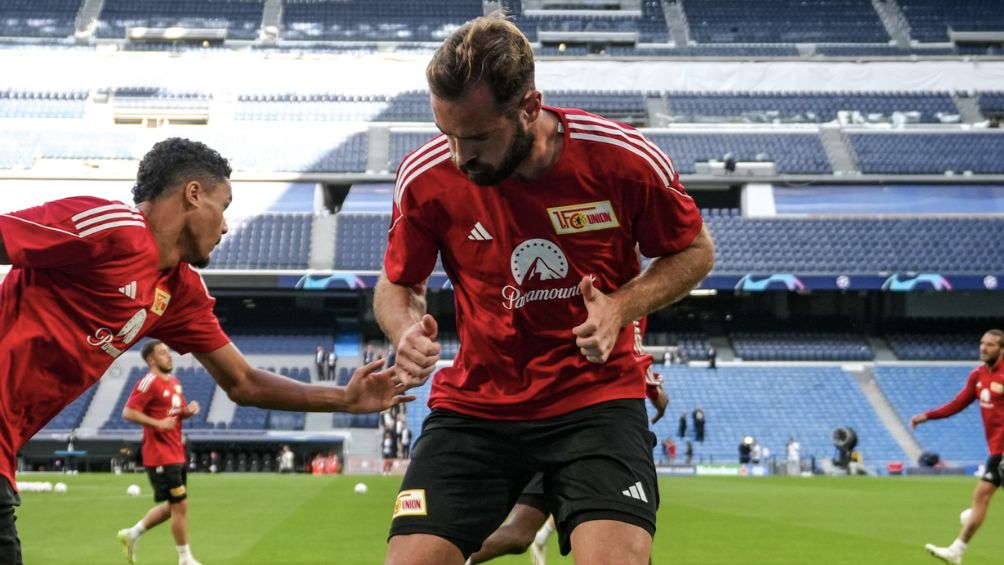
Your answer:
[12,473,1003,564]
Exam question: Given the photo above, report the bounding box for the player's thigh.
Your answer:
[542,400,659,554]
[148,465,188,503]
[388,410,534,558]
[569,519,651,565]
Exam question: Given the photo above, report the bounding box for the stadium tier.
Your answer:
[281,0,483,42]
[898,0,1004,43]
[96,0,266,40]
[664,91,959,123]
[209,213,313,269]
[731,331,874,361]
[705,215,1004,274]
[874,366,986,463]
[884,333,974,361]
[0,90,87,119]
[647,132,832,174]
[40,384,97,432]
[0,0,79,38]
[849,132,1004,174]
[683,0,889,44]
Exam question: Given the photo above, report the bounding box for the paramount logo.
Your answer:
[501,282,582,310]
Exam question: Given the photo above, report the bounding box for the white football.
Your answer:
[354,482,368,494]
[960,508,972,526]
[54,482,67,493]
[127,484,141,497]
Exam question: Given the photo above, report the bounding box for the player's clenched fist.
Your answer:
[393,314,441,389]
[573,276,625,364]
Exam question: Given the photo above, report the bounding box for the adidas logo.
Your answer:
[622,481,648,502]
[467,222,493,241]
[118,281,137,300]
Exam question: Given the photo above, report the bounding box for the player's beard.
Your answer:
[462,119,535,187]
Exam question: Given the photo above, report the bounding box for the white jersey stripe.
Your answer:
[74,211,145,230]
[567,114,677,178]
[395,142,450,207]
[0,214,81,238]
[570,132,690,199]
[394,151,453,210]
[568,120,677,180]
[70,203,134,222]
[78,220,147,238]
[396,136,449,191]
[137,374,155,393]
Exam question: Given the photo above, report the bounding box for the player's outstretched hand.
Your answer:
[572,276,624,364]
[909,414,927,429]
[393,314,441,390]
[345,358,416,413]
[185,401,201,418]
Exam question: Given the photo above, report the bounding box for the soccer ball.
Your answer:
[54,482,67,493]
[127,484,141,497]
[354,482,368,494]
[960,508,972,525]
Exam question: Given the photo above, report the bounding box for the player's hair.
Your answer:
[986,329,1004,343]
[140,340,164,363]
[426,10,535,114]
[132,138,231,204]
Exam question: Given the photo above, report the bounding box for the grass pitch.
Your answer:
[13,473,1003,564]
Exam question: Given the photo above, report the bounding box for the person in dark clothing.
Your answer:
[693,407,705,443]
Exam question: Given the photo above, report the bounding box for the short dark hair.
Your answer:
[426,10,535,113]
[987,329,1004,343]
[140,340,163,363]
[132,138,231,204]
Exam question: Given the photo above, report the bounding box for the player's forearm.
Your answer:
[374,272,428,345]
[611,225,715,325]
[122,407,160,427]
[233,368,353,412]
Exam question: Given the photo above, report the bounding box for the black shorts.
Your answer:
[517,473,547,513]
[147,464,188,503]
[0,477,22,565]
[388,399,658,558]
[983,455,1003,487]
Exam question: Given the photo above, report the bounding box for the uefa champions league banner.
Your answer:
[277,273,1004,292]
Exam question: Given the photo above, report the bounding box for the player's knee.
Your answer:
[494,525,534,554]
[169,499,188,515]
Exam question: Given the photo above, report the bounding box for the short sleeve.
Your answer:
[0,198,142,270]
[384,179,440,286]
[150,265,231,355]
[125,379,154,412]
[629,145,703,258]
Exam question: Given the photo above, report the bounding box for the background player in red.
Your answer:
[376,12,714,565]
[911,329,1004,565]
[0,137,411,564]
[117,340,203,565]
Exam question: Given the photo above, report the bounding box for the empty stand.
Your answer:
[0,0,80,38]
[41,384,98,432]
[732,331,874,361]
[97,0,265,40]
[899,0,1004,43]
[874,366,985,463]
[706,214,1004,274]
[665,91,958,123]
[683,0,889,44]
[282,0,482,42]
[334,213,389,271]
[209,213,313,269]
[849,132,1004,174]
[647,132,832,174]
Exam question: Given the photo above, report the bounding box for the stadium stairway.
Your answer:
[849,365,923,463]
[77,367,131,431]
[867,336,898,362]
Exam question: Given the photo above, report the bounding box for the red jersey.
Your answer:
[0,196,230,487]
[385,107,702,420]
[126,373,187,467]
[925,360,1004,456]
